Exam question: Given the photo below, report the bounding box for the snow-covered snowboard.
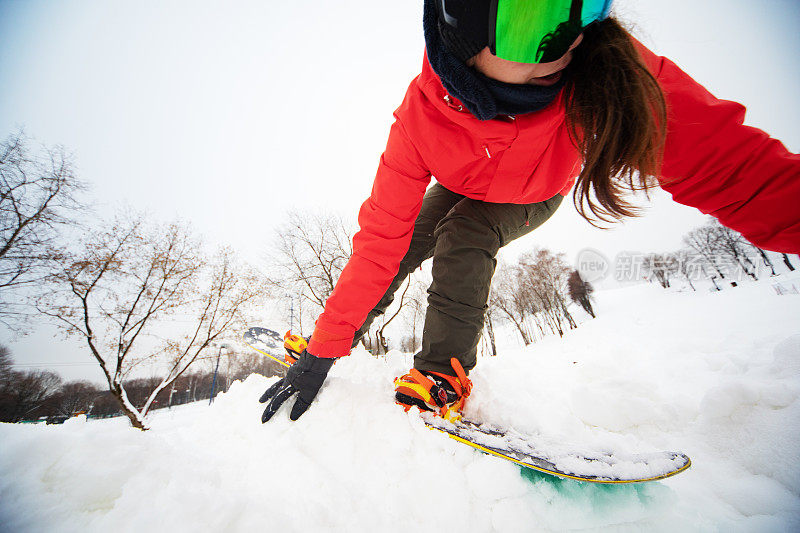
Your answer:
[243,327,290,368]
[242,326,691,483]
[425,417,691,483]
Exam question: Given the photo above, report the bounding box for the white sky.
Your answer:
[1,0,798,382]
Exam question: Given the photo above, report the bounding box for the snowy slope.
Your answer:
[1,279,799,532]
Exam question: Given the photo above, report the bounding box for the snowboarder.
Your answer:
[259,0,800,423]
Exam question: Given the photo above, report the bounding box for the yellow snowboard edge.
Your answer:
[438,429,692,484]
[243,341,291,369]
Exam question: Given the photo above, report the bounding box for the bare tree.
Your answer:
[518,249,577,338]
[0,131,86,327]
[271,212,354,330]
[367,270,437,356]
[710,221,759,280]
[567,270,595,317]
[673,249,702,291]
[91,391,123,417]
[0,364,62,422]
[483,307,498,356]
[369,278,412,355]
[488,250,581,346]
[684,222,732,284]
[49,380,100,417]
[0,344,11,375]
[36,214,267,429]
[753,247,776,276]
[641,253,679,289]
[399,276,428,354]
[489,263,534,345]
[0,345,14,407]
[782,254,796,272]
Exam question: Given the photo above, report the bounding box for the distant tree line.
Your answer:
[0,343,285,423]
[485,249,594,349]
[630,218,796,291]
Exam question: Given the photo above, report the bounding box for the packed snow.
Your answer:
[425,417,690,482]
[1,278,799,532]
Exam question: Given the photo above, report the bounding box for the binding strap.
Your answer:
[393,375,433,404]
[283,330,308,364]
[394,358,473,418]
[450,357,472,397]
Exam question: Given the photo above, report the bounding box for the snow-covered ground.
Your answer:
[1,278,799,532]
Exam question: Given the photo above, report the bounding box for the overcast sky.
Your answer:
[1,0,798,381]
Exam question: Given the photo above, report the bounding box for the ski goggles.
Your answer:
[438,0,613,64]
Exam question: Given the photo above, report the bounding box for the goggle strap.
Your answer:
[487,0,499,55]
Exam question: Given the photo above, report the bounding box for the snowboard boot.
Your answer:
[283,331,308,365]
[394,358,472,421]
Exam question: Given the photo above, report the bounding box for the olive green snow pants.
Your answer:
[352,183,563,375]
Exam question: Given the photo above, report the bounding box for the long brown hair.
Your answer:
[563,17,667,226]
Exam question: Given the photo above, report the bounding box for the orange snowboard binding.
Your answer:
[394,358,472,422]
[283,331,308,365]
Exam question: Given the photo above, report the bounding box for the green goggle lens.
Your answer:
[494,0,612,63]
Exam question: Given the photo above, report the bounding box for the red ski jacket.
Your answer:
[307,40,800,358]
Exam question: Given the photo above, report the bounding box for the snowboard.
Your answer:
[424,416,691,484]
[243,327,290,368]
[242,326,691,483]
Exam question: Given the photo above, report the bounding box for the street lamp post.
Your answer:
[209,342,233,405]
[209,345,223,405]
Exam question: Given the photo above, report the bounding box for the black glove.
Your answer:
[259,350,336,422]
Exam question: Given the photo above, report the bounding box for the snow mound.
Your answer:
[1,279,799,532]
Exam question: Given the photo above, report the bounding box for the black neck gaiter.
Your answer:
[422,0,565,121]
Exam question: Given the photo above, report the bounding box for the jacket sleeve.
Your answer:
[307,113,432,358]
[634,41,800,253]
